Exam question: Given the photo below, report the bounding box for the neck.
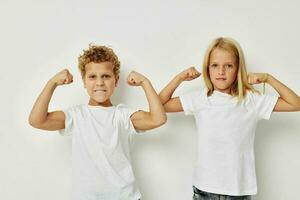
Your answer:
[214,88,231,95]
[88,98,113,107]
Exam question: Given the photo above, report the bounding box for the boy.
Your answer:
[28,45,166,200]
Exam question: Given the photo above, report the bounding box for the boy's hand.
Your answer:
[178,67,201,81]
[127,71,148,86]
[247,73,269,85]
[50,69,73,86]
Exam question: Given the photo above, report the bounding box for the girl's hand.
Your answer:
[247,73,269,85]
[178,67,201,81]
[127,71,148,86]
[50,69,73,86]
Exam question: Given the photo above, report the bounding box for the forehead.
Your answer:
[210,48,236,63]
[85,62,114,74]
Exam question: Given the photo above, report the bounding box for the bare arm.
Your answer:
[267,75,300,112]
[248,73,300,112]
[28,69,73,130]
[127,71,167,131]
[159,67,201,112]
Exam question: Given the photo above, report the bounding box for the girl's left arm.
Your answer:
[266,74,300,112]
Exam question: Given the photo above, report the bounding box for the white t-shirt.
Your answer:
[59,104,141,200]
[180,89,278,196]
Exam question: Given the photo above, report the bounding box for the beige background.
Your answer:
[0,0,299,199]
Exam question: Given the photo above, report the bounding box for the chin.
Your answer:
[214,84,230,90]
[95,98,109,103]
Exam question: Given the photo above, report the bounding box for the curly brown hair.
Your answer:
[78,44,120,78]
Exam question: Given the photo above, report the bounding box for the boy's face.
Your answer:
[208,48,238,94]
[83,62,119,106]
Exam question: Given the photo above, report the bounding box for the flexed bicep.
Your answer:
[130,110,166,132]
[29,110,66,131]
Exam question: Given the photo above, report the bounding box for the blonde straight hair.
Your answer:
[202,37,257,102]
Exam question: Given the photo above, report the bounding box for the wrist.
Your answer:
[265,73,272,83]
[140,78,150,87]
[175,74,184,83]
[47,79,58,88]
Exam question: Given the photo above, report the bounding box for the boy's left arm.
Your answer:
[248,73,300,112]
[127,71,167,131]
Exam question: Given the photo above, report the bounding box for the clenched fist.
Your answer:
[178,67,201,81]
[247,73,269,85]
[127,71,148,86]
[50,69,73,86]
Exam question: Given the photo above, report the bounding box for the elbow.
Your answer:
[160,114,167,126]
[28,116,43,129]
[28,117,38,128]
[28,115,36,127]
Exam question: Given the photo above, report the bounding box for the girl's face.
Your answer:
[208,48,238,94]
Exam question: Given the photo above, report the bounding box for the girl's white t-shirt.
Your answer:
[180,89,278,196]
[59,104,141,200]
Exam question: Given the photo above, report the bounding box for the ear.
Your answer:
[115,75,119,87]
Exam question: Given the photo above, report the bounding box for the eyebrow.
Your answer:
[210,61,235,64]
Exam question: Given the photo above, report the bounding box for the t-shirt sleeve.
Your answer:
[117,105,140,135]
[58,107,74,136]
[179,91,202,115]
[253,93,279,120]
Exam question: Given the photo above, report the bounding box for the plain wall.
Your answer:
[1,0,300,199]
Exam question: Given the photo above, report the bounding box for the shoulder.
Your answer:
[244,91,278,107]
[62,104,88,117]
[115,104,137,118]
[245,91,277,101]
[245,91,260,101]
[114,104,139,131]
[66,104,87,112]
[115,104,131,113]
[116,104,129,110]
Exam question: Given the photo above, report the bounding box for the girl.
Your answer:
[159,37,300,200]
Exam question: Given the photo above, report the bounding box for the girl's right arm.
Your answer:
[159,67,200,112]
[28,69,73,131]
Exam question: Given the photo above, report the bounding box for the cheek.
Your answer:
[208,68,216,78]
[84,81,94,90]
[228,70,238,81]
[107,81,117,90]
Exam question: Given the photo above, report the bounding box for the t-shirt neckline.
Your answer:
[87,104,116,110]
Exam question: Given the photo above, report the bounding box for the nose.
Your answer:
[96,77,104,86]
[218,66,225,75]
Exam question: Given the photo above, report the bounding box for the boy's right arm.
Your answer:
[28,69,73,131]
[159,67,200,112]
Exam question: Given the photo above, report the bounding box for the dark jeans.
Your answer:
[193,186,251,200]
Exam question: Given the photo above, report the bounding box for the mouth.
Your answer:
[93,89,107,92]
[216,78,227,81]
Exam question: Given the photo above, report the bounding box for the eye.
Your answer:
[102,74,111,79]
[225,64,233,68]
[88,75,96,79]
[210,63,218,68]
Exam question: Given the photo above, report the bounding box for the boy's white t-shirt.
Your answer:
[59,104,141,200]
[180,89,278,196]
